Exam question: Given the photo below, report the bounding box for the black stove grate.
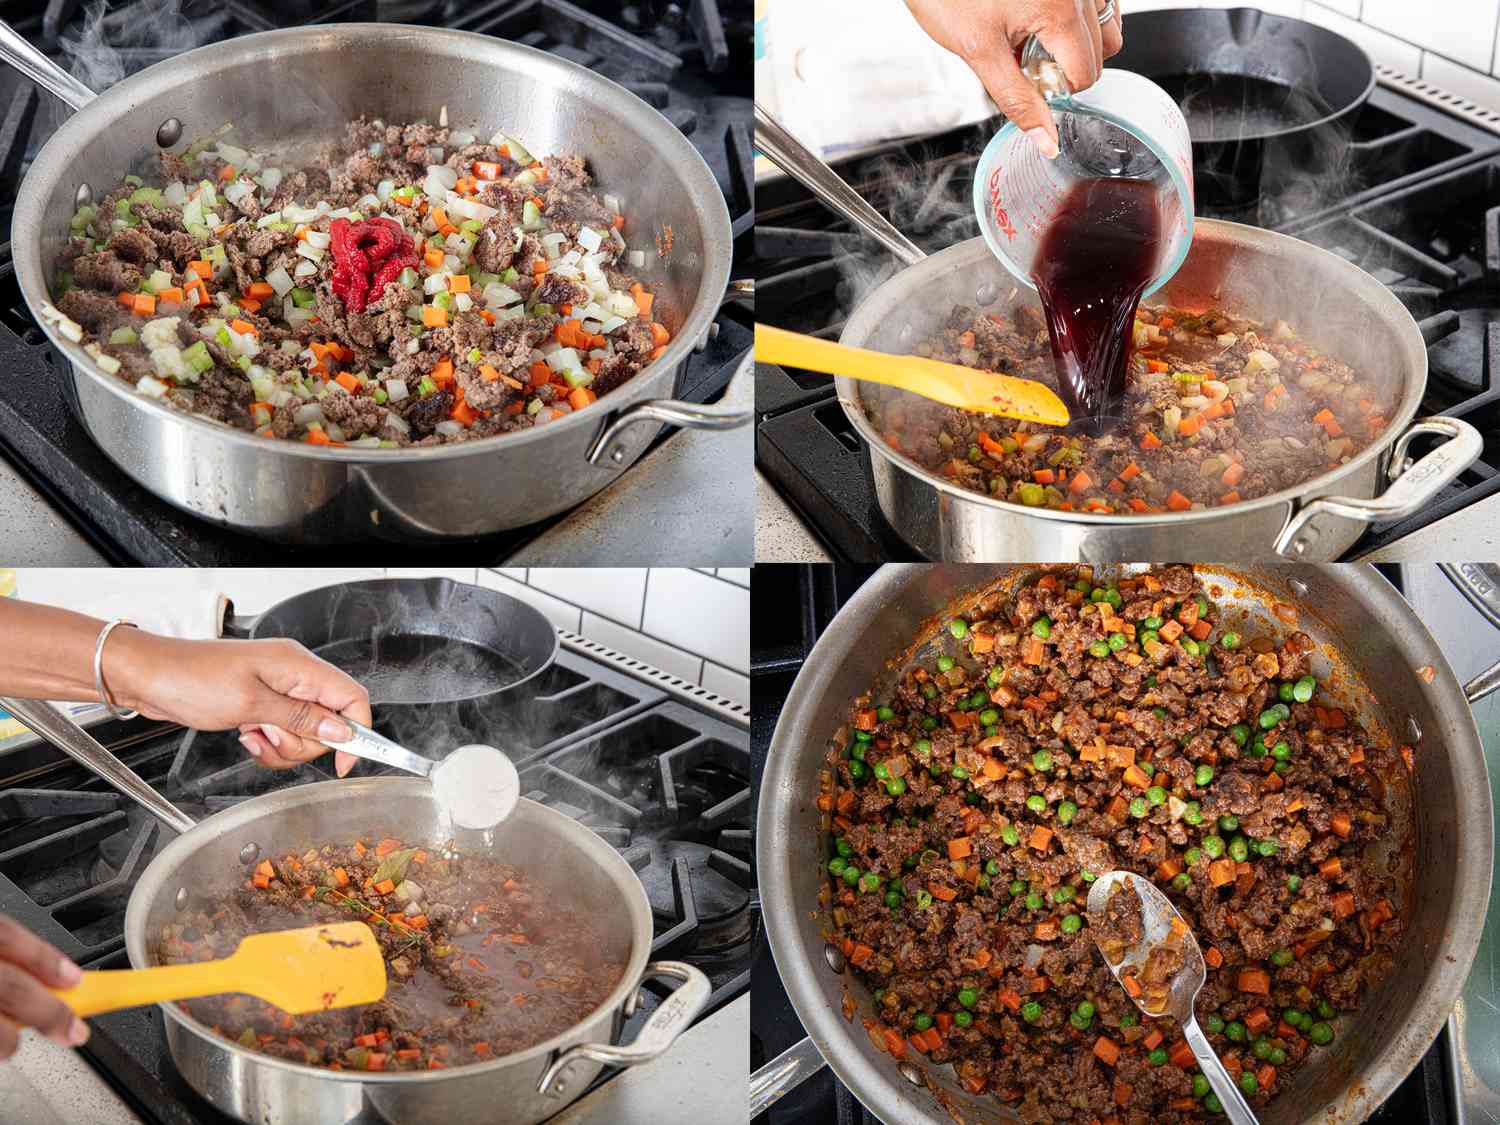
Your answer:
[749,564,1451,1125]
[755,83,1500,561]
[0,0,751,564]
[0,643,751,1125]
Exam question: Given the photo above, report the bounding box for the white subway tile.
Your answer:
[491,568,527,582]
[716,568,751,587]
[701,662,750,707]
[580,612,704,684]
[1363,0,1496,73]
[1298,0,1354,15]
[1303,4,1422,74]
[642,568,750,673]
[1423,50,1500,110]
[474,571,579,632]
[383,568,478,584]
[528,568,648,628]
[216,569,385,613]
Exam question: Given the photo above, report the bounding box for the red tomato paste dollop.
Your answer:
[329,217,417,314]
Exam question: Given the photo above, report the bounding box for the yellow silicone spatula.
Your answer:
[51,922,386,1018]
[755,323,1070,427]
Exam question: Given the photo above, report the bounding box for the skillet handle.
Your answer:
[1274,416,1482,559]
[0,21,96,111]
[586,400,751,466]
[537,961,710,1098]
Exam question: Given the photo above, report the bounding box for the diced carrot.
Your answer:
[1188,620,1212,641]
[333,866,349,887]
[251,872,271,889]
[1146,359,1168,373]
[423,247,444,269]
[1159,619,1184,642]
[1205,946,1224,969]
[934,1011,954,1034]
[1177,413,1203,437]
[1169,1040,1196,1069]
[1117,461,1142,482]
[1156,856,1183,880]
[1221,461,1245,487]
[1068,470,1093,495]
[612,214,626,230]
[1332,890,1357,919]
[650,322,671,347]
[157,286,184,306]
[218,164,236,182]
[1032,468,1056,485]
[452,398,478,426]
[630,283,654,318]
[1237,969,1271,995]
[1257,1064,1277,1090]
[237,297,263,313]
[1141,1028,1163,1051]
[1093,1037,1121,1067]
[373,878,396,895]
[245,281,274,300]
[447,273,471,293]
[1034,919,1058,941]
[1245,1007,1271,1035]
[997,989,1022,1012]
[970,632,995,654]
[422,305,448,328]
[1331,811,1351,838]
[229,318,257,337]
[1312,407,1335,427]
[929,882,959,902]
[132,293,156,316]
[1106,795,1128,822]
[429,357,454,386]
[1114,1081,1134,1105]
[365,1052,387,1071]
[472,160,503,180]
[187,259,212,279]
[976,431,1006,458]
[1128,497,1148,512]
[1022,635,1045,665]
[1122,764,1150,789]
[1140,430,1162,450]
[848,942,874,967]
[921,1027,943,1052]
[1208,859,1237,887]
[1028,825,1053,852]
[334,371,358,392]
[1166,489,1192,511]
[1319,857,1343,878]
[947,837,973,860]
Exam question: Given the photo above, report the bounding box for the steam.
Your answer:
[59,0,208,93]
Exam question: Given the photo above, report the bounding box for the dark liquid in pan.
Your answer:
[316,634,526,702]
[1031,177,1163,433]
[1156,72,1331,142]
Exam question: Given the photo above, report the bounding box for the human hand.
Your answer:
[0,915,89,1056]
[107,633,370,776]
[905,0,1124,157]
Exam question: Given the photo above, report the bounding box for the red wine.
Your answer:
[1031,177,1163,432]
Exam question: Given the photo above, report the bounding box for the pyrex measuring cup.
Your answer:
[973,68,1195,298]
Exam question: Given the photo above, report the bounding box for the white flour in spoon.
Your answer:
[430,744,520,829]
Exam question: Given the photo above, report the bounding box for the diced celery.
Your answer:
[372,387,388,405]
[129,186,163,206]
[348,212,363,221]
[501,267,519,284]
[379,439,398,448]
[236,355,251,371]
[142,269,172,294]
[186,223,211,240]
[467,348,482,363]
[532,302,553,316]
[521,200,542,230]
[123,174,143,188]
[396,268,418,288]
[460,218,483,233]
[526,398,543,415]
[417,376,437,396]
[429,232,446,248]
[269,221,293,231]
[182,340,213,373]
[562,368,593,388]
[476,272,500,287]
[110,326,138,346]
[433,291,453,311]
[215,327,233,348]
[290,288,316,308]
[56,270,73,295]
[114,198,132,216]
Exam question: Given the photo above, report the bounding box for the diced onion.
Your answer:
[435,420,464,437]
[445,193,497,221]
[576,226,603,252]
[295,242,325,262]
[385,379,409,402]
[163,181,188,206]
[385,412,410,435]
[255,209,284,228]
[540,232,567,259]
[376,179,396,201]
[604,194,620,214]
[483,283,522,307]
[294,259,318,277]
[136,375,170,398]
[454,292,472,312]
[294,403,324,426]
[304,229,331,250]
[266,266,294,297]
[600,315,626,334]
[260,167,283,193]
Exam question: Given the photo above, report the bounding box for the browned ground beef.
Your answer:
[866,306,1391,514]
[156,836,626,1072]
[823,565,1402,1122]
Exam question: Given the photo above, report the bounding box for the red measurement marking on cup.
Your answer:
[988,167,1017,240]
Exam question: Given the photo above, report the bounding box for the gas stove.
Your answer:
[755,69,1500,561]
[0,0,752,565]
[749,563,1500,1125]
[0,632,753,1125]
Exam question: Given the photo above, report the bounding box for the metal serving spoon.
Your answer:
[1088,870,1259,1125]
[327,722,520,831]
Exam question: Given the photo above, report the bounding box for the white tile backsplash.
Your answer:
[473,571,582,632]
[1303,3,1424,74]
[580,612,704,684]
[1364,0,1497,73]
[528,568,648,628]
[700,662,751,708]
[642,568,751,673]
[1423,49,1500,107]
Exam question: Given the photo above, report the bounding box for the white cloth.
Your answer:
[760,0,997,156]
[14,569,228,639]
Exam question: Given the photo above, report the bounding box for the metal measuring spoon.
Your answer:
[328,720,520,830]
[1087,871,1259,1125]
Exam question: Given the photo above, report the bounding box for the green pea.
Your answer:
[1269,1047,1288,1066]
[984,724,1000,738]
[1171,873,1191,891]
[952,766,969,779]
[1185,846,1202,866]
[1057,800,1078,826]
[885,888,903,908]
[985,858,1001,876]
[1091,587,1107,602]
[1020,1001,1041,1024]
[1089,640,1110,658]
[1287,875,1302,893]
[887,778,908,796]
[1032,616,1052,639]
[949,619,969,639]
[1108,633,1127,652]
[1075,579,1093,594]
[874,762,891,780]
[1205,1093,1223,1114]
[913,1012,933,1031]
[850,742,867,761]
[1026,794,1046,813]
[876,705,895,721]
[1055,885,1076,903]
[1271,741,1290,761]
[1271,949,1293,967]
[1119,1012,1138,1028]
[1228,836,1249,862]
[987,669,1002,687]
[1229,724,1249,746]
[980,708,1000,726]
[976,873,990,890]
[1069,1010,1092,1030]
[1256,838,1278,857]
[1193,1073,1211,1098]
[970,689,988,708]
[958,988,978,1008]
[1282,1008,1304,1027]
[1273,761,1290,775]
[837,838,854,858]
[1195,764,1215,786]
[1225,1020,1246,1042]
[1252,1037,1274,1061]
[1219,815,1239,831]
[1081,870,1097,882]
[1184,802,1203,826]
[828,857,847,876]
[1002,825,1020,846]
[849,760,868,780]
[1129,797,1149,818]
[1140,629,1160,646]
[922,715,939,730]
[1239,1070,1258,1094]
[1250,734,1268,758]
[1033,749,1053,771]
[842,866,861,885]
[1202,835,1225,859]
[854,728,872,742]
[1293,675,1316,703]
[914,739,932,756]
[859,872,882,893]
[1219,631,1241,649]
[1106,589,1123,608]
[1310,1022,1334,1046]
[1147,786,1167,806]
[1279,682,1295,703]
[1061,913,1082,934]
[1148,1047,1169,1066]
[916,890,933,909]
[1144,615,1163,630]
[922,683,938,699]
[1204,1014,1225,1034]
[1139,761,1155,778]
[1317,999,1336,1020]
[1009,879,1027,896]
[1181,638,1201,657]
[953,1009,973,1028]
[1025,892,1044,910]
[937,655,955,673]
[966,792,982,806]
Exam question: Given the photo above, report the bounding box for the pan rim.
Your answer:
[10,22,732,464]
[124,782,654,1085]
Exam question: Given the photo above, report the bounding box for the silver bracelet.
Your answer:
[93,619,140,720]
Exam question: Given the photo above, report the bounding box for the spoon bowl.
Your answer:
[329,722,520,830]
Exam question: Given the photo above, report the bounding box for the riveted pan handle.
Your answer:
[0,21,96,112]
[0,698,196,833]
[1274,416,1482,559]
[586,400,751,466]
[538,961,710,1098]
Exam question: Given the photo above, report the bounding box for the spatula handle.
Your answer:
[52,961,241,1018]
[754,325,919,392]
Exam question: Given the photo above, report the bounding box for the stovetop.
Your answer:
[749,563,1499,1125]
[755,73,1500,561]
[0,0,752,565]
[0,640,753,1125]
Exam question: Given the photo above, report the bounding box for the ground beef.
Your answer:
[872,306,1389,515]
[824,565,1403,1122]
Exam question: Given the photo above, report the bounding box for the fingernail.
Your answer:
[57,956,81,987]
[238,735,261,759]
[318,718,350,742]
[262,726,281,750]
[69,1018,89,1046]
[1025,127,1060,159]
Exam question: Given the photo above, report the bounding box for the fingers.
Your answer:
[968,47,1058,157]
[0,916,82,991]
[249,639,372,766]
[1101,0,1123,58]
[1039,1,1103,97]
[0,918,90,1050]
[1085,0,1106,77]
[0,1018,16,1060]
[237,725,314,770]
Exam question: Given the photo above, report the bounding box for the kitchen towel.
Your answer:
[13,569,229,640]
